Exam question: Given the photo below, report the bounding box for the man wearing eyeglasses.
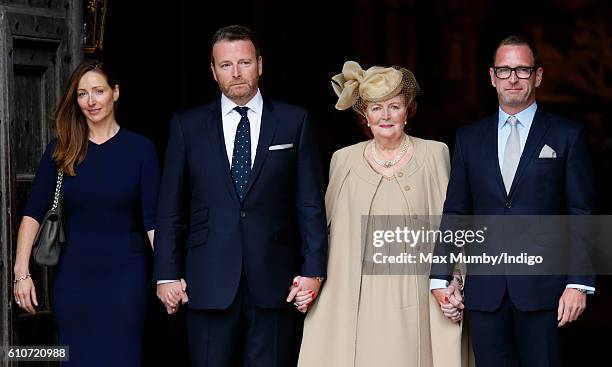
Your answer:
[430,35,595,366]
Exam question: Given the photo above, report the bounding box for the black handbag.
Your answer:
[32,169,65,266]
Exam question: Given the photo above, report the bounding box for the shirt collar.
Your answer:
[498,101,537,130]
[221,89,263,117]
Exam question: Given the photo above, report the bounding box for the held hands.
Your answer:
[286,276,322,313]
[156,279,189,314]
[557,288,587,327]
[432,283,464,323]
[14,274,38,314]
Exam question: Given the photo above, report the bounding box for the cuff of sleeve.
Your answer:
[566,284,595,295]
[429,278,449,291]
[157,279,180,285]
[301,260,327,279]
[22,213,44,226]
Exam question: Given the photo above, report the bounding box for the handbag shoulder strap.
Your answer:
[51,170,63,211]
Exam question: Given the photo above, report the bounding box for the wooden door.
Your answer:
[0,1,82,366]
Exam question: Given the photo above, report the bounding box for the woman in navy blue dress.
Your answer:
[13,60,160,366]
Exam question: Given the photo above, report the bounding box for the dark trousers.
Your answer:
[186,273,303,367]
[469,290,561,367]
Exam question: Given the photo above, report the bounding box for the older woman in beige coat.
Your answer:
[296,61,472,367]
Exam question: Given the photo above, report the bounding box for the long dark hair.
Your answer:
[52,60,118,176]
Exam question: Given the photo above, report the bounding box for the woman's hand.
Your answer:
[432,284,464,323]
[287,276,322,313]
[13,217,41,314]
[14,275,38,314]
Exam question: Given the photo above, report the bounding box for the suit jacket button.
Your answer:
[404,185,411,191]
[240,210,246,218]
[505,202,511,209]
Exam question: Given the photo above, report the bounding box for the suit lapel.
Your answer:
[244,99,278,197]
[507,108,551,197]
[207,100,240,207]
[486,115,508,199]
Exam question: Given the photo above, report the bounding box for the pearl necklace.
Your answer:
[371,135,410,168]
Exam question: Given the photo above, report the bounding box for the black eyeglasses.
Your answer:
[492,66,537,79]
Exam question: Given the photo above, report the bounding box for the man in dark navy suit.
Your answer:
[430,36,595,366]
[153,25,328,367]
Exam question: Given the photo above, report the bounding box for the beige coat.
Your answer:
[298,137,472,367]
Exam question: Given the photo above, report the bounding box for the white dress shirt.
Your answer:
[220,89,263,167]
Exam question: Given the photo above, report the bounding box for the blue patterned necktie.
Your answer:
[231,106,251,201]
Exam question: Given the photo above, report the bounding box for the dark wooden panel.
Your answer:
[9,40,60,358]
[4,0,64,11]
[7,12,66,39]
[14,181,33,221]
[11,37,59,180]
[13,37,60,66]
[12,67,46,176]
[1,2,82,364]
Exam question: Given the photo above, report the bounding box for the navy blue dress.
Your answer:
[24,128,160,366]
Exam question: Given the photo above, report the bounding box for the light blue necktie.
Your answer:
[502,115,520,193]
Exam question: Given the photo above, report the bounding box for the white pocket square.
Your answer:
[539,144,557,158]
[269,143,293,151]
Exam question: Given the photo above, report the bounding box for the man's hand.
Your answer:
[432,284,464,323]
[156,279,189,314]
[287,276,322,313]
[558,288,586,327]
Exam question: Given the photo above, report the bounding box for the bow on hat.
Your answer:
[331,61,403,110]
